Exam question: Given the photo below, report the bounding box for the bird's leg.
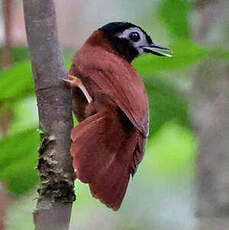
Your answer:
[64,75,92,103]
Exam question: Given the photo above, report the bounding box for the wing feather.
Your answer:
[72,45,149,136]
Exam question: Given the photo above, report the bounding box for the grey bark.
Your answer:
[191,0,229,229]
[23,1,75,230]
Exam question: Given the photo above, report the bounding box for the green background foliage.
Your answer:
[158,0,192,39]
[1,0,229,229]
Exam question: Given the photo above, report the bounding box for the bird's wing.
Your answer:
[71,108,138,210]
[74,50,149,137]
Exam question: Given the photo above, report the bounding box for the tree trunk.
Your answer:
[0,3,13,229]
[191,0,229,229]
[23,1,75,230]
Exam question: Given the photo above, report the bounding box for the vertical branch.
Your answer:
[0,108,13,136]
[1,0,13,69]
[23,1,75,230]
[0,184,7,230]
[191,0,229,229]
[1,0,13,136]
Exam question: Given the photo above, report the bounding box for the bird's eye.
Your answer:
[129,32,140,42]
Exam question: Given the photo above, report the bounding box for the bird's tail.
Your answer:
[70,109,138,210]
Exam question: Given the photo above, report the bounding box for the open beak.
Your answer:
[142,43,172,57]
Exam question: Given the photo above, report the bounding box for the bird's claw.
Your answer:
[63,75,82,87]
[64,75,93,103]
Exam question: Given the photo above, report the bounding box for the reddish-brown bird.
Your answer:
[65,22,171,210]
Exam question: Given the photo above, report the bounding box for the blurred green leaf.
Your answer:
[0,47,30,65]
[143,122,197,178]
[133,40,210,73]
[9,97,38,135]
[143,76,190,136]
[0,128,39,194]
[66,58,71,69]
[158,0,192,40]
[0,61,34,101]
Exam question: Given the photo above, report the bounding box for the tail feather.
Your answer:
[89,160,130,210]
[71,108,142,210]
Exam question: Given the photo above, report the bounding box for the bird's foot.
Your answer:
[63,75,82,88]
[64,75,93,104]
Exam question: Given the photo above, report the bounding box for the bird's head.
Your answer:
[99,22,172,62]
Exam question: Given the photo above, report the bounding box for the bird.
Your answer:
[64,22,171,211]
